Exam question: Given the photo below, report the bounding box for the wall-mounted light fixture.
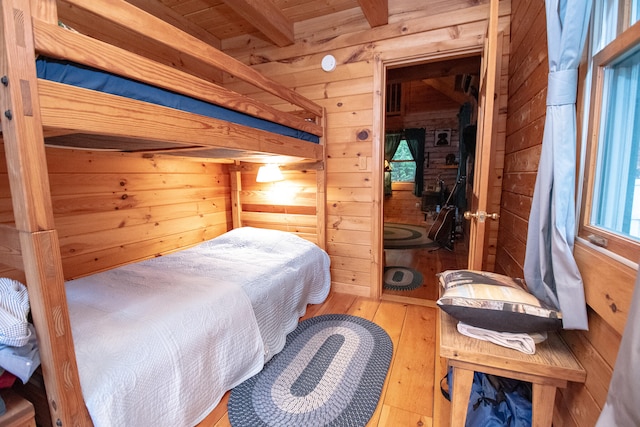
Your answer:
[256,163,283,183]
[321,54,336,72]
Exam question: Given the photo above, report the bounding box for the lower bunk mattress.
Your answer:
[64,227,331,427]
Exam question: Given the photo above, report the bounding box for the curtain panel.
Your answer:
[404,128,425,197]
[523,0,591,330]
[384,132,403,163]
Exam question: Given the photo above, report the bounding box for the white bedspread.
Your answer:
[183,227,332,360]
[65,227,331,427]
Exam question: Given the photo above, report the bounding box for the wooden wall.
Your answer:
[495,0,545,280]
[1,1,626,423]
[233,162,324,245]
[0,145,232,280]
[498,0,637,425]
[224,0,511,297]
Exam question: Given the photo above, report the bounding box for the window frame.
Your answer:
[579,17,640,262]
[385,81,403,116]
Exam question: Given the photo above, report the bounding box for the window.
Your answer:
[386,81,402,115]
[580,1,640,261]
[591,50,640,239]
[390,139,416,182]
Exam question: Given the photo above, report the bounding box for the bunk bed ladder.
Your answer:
[1,0,92,425]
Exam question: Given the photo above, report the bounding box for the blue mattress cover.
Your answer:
[36,57,319,143]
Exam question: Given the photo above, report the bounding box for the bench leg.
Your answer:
[532,383,557,427]
[450,366,474,427]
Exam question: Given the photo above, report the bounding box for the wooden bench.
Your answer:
[439,310,586,427]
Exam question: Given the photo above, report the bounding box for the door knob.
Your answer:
[464,210,500,222]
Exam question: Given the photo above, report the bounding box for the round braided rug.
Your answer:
[383,266,423,291]
[383,223,436,249]
[228,314,393,427]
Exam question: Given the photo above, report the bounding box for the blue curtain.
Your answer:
[523,0,591,330]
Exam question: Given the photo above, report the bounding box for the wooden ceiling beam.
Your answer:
[357,0,388,27]
[222,0,294,47]
[126,0,221,49]
[423,77,471,105]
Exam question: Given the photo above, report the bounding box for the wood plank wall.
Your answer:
[498,0,637,425]
[224,0,511,296]
[0,145,232,280]
[235,163,322,244]
[496,0,546,279]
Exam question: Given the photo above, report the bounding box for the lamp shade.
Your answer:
[256,164,283,183]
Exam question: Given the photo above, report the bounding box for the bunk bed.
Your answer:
[0,0,327,425]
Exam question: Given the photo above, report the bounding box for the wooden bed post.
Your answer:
[0,0,92,425]
[30,0,57,22]
[316,109,327,251]
[316,162,327,250]
[230,161,243,228]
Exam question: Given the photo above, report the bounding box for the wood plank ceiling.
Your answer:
[151,0,389,47]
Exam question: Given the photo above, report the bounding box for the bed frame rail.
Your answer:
[33,18,323,138]
[37,79,324,160]
[57,0,322,119]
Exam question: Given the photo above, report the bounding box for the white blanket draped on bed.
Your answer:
[65,227,331,427]
[186,227,332,360]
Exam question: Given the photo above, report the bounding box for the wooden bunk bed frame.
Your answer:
[0,0,325,425]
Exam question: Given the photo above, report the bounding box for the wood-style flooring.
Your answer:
[197,293,443,427]
[381,199,467,306]
[199,240,467,427]
[382,243,467,306]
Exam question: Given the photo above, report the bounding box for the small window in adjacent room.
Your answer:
[580,1,640,261]
[390,139,416,183]
[386,81,402,116]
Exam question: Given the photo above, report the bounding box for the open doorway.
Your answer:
[381,56,480,305]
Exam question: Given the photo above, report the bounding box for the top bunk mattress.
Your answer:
[36,56,320,144]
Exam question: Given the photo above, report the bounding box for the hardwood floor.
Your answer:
[382,191,467,306]
[199,292,450,427]
[382,244,467,305]
[198,206,467,426]
[199,243,467,427]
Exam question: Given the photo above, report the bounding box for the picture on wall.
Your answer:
[435,129,451,146]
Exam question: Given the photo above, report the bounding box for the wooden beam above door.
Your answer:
[387,56,481,83]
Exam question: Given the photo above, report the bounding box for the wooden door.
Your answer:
[466,0,501,270]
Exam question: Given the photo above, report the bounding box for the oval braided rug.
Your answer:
[383,223,436,249]
[228,314,393,427]
[383,266,424,291]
